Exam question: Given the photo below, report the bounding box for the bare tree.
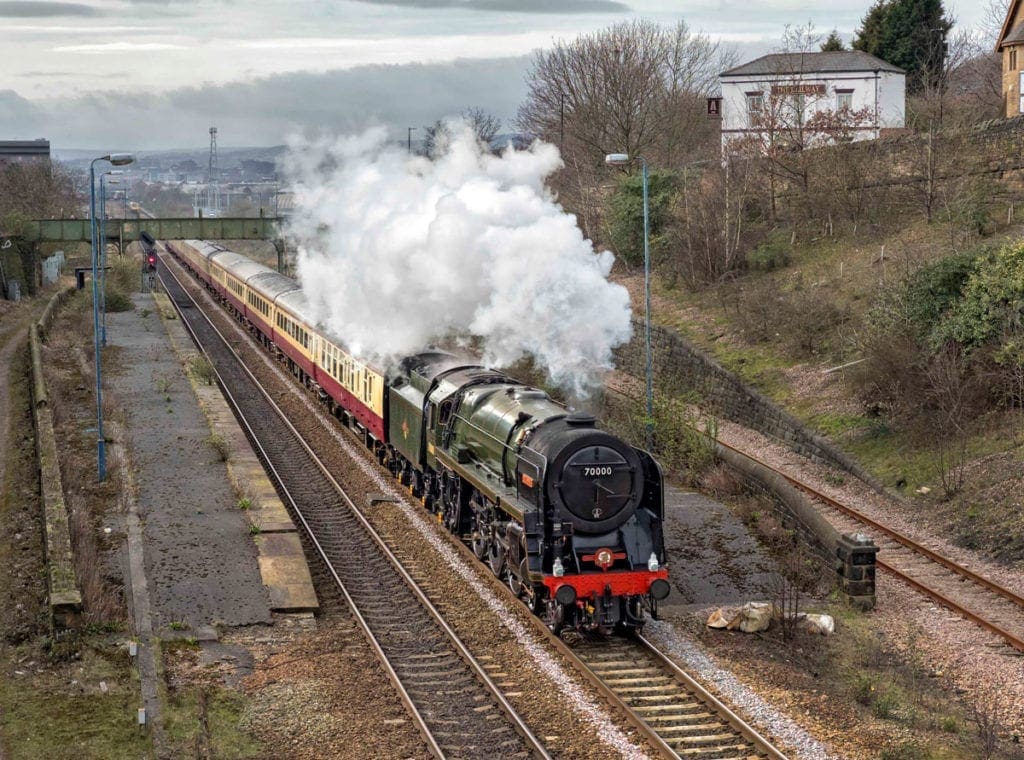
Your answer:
[421,119,449,159]
[922,344,985,499]
[462,106,501,147]
[421,107,503,159]
[0,160,80,225]
[517,19,734,167]
[980,0,1011,48]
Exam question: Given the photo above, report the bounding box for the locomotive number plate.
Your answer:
[583,466,613,477]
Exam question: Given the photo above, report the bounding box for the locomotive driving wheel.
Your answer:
[487,539,506,577]
[469,497,490,559]
[441,472,461,533]
[508,553,540,613]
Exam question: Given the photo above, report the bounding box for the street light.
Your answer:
[89,152,134,482]
[605,151,653,450]
[99,172,123,347]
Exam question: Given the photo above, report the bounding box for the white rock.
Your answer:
[796,613,835,635]
[728,602,772,633]
[706,608,733,629]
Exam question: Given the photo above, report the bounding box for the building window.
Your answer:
[1012,49,1018,71]
[745,92,763,126]
[836,89,853,112]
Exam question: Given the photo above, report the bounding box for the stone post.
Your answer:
[836,532,879,610]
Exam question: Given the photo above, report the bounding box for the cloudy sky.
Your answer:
[1,0,987,150]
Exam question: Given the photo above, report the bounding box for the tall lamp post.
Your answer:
[89,153,134,482]
[605,152,653,450]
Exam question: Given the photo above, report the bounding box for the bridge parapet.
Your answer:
[23,217,282,243]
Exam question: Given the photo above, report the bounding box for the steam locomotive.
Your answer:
[167,240,670,633]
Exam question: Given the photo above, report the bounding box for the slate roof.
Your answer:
[1004,21,1024,46]
[999,0,1023,50]
[721,51,904,77]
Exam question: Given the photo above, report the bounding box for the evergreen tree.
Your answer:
[853,0,952,91]
[821,29,847,51]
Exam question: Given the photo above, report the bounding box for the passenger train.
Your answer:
[165,239,670,634]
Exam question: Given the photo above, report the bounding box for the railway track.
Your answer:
[713,438,1024,655]
[157,260,551,760]
[160,249,795,759]
[387,532,787,760]
[604,380,1024,654]
[572,634,784,759]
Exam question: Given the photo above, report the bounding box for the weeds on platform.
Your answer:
[188,355,216,386]
[205,433,229,462]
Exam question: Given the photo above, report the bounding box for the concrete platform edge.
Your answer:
[152,291,318,615]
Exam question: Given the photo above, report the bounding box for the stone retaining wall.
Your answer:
[615,320,884,491]
[30,287,83,629]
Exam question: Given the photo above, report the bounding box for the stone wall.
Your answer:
[615,319,884,491]
[30,288,83,629]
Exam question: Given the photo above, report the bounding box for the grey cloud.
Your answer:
[5,56,532,149]
[0,90,45,135]
[17,70,121,78]
[0,1,100,16]
[354,0,630,13]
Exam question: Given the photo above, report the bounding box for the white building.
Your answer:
[719,51,905,154]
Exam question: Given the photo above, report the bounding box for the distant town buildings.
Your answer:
[718,51,906,154]
[998,0,1024,117]
[0,139,50,165]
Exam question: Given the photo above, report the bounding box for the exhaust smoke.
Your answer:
[284,122,632,396]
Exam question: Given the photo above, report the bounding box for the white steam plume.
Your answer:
[284,122,632,396]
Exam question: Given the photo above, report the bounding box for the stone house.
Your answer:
[997,0,1024,117]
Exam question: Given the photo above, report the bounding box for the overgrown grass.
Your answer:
[163,686,262,758]
[0,641,151,759]
[188,355,216,386]
[825,609,1010,758]
[205,433,229,463]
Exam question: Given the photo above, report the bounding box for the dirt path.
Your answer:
[0,292,59,760]
[0,302,41,501]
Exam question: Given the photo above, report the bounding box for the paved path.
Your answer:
[661,487,783,610]
[107,296,272,630]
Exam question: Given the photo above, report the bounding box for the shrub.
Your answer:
[103,286,134,313]
[746,232,791,272]
[606,169,678,268]
[188,355,216,386]
[903,251,980,340]
[853,673,876,706]
[879,740,924,760]
[205,433,229,462]
[872,688,899,719]
[943,241,1024,352]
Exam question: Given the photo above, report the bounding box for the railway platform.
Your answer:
[106,292,317,633]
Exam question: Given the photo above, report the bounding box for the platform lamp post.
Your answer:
[89,152,134,482]
[605,151,653,451]
[99,172,123,347]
